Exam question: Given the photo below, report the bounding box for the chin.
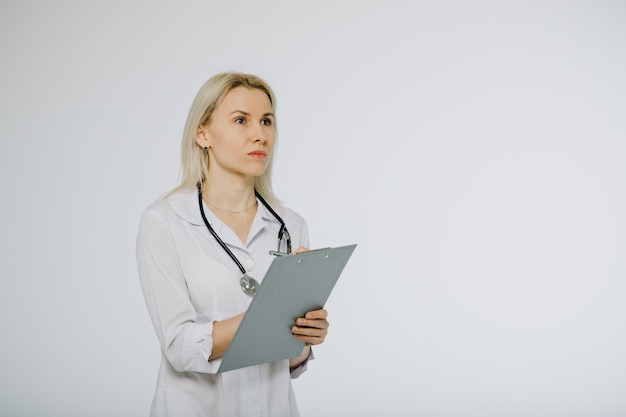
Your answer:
[249,165,269,177]
[239,169,266,179]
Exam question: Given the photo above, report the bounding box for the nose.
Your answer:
[251,125,268,144]
[252,134,267,144]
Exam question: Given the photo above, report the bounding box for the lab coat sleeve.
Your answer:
[290,349,314,379]
[136,203,219,374]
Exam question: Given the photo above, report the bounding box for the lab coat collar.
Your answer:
[166,188,206,226]
[166,188,281,242]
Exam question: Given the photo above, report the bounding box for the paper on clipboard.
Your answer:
[218,244,357,373]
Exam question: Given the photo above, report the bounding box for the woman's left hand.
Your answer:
[291,309,329,346]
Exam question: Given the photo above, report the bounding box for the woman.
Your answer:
[136,72,329,417]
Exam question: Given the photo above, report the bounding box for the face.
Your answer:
[196,86,275,181]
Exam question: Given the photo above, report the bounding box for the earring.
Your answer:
[203,146,208,150]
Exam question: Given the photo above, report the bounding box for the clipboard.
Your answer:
[218,244,357,373]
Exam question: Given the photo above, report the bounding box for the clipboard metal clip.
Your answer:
[269,250,290,257]
[269,247,332,257]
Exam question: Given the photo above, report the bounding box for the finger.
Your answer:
[292,247,309,254]
[292,327,327,345]
[303,309,328,320]
[292,325,327,337]
[293,334,325,346]
[295,317,329,330]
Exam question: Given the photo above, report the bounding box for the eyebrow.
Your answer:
[230,110,274,118]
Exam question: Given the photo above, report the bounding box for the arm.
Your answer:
[289,345,312,370]
[137,204,236,373]
[209,313,244,360]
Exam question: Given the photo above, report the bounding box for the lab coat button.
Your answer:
[244,259,254,271]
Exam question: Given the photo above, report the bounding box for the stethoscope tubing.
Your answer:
[196,182,291,276]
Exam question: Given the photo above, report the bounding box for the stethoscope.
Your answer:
[197,181,291,296]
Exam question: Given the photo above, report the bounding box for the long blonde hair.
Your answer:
[169,72,280,206]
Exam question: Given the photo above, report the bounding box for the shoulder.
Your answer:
[137,197,175,240]
[143,196,171,214]
[141,187,202,226]
[137,188,199,249]
[277,205,309,247]
[279,205,307,229]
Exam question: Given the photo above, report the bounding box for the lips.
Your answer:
[248,150,267,159]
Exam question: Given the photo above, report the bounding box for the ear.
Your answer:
[195,125,210,149]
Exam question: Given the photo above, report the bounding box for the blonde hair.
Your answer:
[169,72,280,206]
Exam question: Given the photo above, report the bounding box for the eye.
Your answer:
[261,118,273,126]
[234,117,245,124]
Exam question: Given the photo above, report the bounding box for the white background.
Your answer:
[1,1,625,416]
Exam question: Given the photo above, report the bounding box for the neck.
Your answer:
[202,176,257,213]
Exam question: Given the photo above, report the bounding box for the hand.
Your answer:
[292,309,329,346]
[292,246,309,255]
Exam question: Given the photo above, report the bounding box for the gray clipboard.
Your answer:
[218,244,357,373]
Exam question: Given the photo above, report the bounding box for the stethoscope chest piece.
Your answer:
[240,274,259,296]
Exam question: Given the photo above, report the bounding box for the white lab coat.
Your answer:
[136,188,310,417]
